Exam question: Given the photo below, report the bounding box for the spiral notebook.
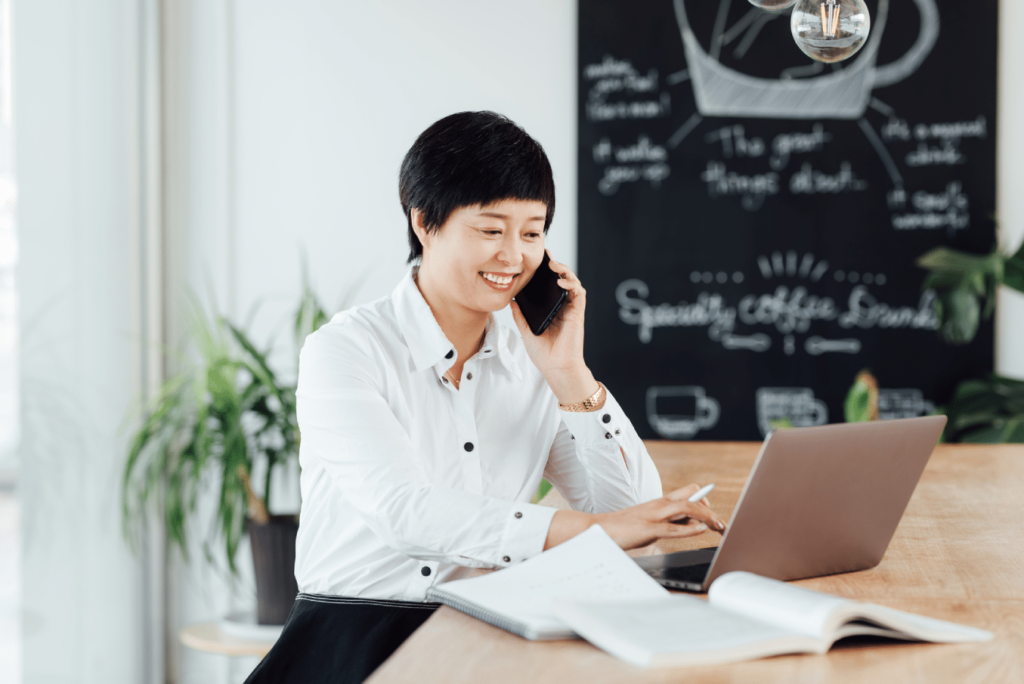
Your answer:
[424,525,669,640]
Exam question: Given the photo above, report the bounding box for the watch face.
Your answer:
[672,0,938,120]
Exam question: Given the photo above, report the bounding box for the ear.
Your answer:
[410,208,431,247]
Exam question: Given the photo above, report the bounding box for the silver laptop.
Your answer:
[635,416,947,592]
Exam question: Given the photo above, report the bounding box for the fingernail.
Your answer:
[694,524,706,531]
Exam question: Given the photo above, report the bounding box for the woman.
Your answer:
[245,111,725,683]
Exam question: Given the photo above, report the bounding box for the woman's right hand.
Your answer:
[594,484,727,550]
[543,484,727,552]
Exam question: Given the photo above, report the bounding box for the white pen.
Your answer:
[671,483,719,527]
[688,483,715,503]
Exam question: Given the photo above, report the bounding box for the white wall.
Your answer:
[996,0,1024,379]
[229,0,579,372]
[14,0,152,682]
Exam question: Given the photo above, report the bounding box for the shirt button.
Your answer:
[615,429,621,435]
[421,566,431,577]
[464,442,474,452]
[503,556,511,563]
[445,350,454,359]
[602,413,611,424]
[442,376,449,384]
[514,511,522,519]
[466,372,473,380]
[605,432,612,439]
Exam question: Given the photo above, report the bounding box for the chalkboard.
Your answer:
[578,0,996,440]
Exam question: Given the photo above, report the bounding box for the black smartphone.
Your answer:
[515,252,569,336]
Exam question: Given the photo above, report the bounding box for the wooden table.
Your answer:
[368,442,1024,684]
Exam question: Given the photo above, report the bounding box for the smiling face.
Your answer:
[413,199,548,317]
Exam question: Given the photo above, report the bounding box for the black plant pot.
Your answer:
[248,516,300,625]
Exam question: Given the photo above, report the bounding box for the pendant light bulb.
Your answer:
[790,0,871,63]
[746,0,798,10]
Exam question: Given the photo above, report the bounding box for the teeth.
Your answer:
[482,273,514,285]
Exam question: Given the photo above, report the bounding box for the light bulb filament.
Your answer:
[820,0,840,38]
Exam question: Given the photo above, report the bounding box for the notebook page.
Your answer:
[857,603,993,642]
[709,571,849,639]
[554,595,808,667]
[434,525,669,635]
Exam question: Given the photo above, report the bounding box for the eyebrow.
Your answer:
[477,211,546,222]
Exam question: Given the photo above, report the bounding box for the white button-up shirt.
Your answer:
[294,268,663,600]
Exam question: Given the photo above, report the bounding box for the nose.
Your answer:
[495,234,524,267]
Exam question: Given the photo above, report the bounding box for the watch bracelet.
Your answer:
[559,381,605,412]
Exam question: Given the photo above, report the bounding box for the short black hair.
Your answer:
[399,111,556,263]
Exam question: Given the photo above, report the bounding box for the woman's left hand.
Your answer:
[510,252,599,404]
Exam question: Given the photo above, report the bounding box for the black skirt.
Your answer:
[243,593,440,684]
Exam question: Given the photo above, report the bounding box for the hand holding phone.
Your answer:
[514,251,568,336]
[511,253,599,406]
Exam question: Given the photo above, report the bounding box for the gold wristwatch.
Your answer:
[559,382,606,412]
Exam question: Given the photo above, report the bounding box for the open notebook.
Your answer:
[425,525,667,639]
[427,524,992,665]
[553,571,993,668]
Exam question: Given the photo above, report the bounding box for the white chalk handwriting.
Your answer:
[889,182,970,232]
[584,55,669,122]
[703,124,833,173]
[594,136,671,195]
[699,161,780,211]
[615,279,938,347]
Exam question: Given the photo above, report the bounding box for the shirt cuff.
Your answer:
[495,502,558,566]
[558,389,630,447]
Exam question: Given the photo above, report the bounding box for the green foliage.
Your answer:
[1005,239,1024,294]
[844,370,879,423]
[915,238,1024,444]
[293,276,331,354]
[123,277,334,573]
[531,479,553,504]
[943,374,1024,444]
[917,241,1024,346]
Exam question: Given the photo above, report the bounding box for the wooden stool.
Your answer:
[179,622,275,658]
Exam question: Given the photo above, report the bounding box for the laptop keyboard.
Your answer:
[649,562,711,585]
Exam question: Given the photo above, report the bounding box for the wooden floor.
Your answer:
[368,442,1024,684]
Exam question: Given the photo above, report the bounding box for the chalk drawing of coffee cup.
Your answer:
[647,386,721,440]
[756,387,829,436]
[878,389,936,420]
[671,0,939,120]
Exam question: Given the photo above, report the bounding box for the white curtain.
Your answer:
[15,0,162,681]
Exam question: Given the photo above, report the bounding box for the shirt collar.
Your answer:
[392,267,455,371]
[481,316,523,380]
[391,267,522,379]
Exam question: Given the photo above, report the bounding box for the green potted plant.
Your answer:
[122,282,331,625]
[916,241,1023,346]
[911,239,1024,442]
